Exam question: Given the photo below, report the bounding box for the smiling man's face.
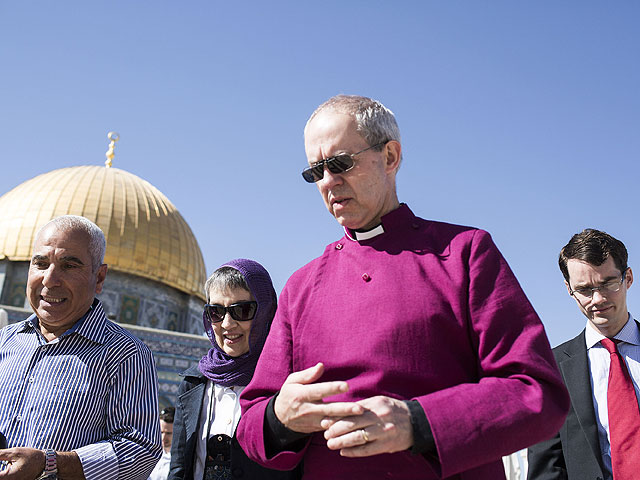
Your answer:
[27,225,107,339]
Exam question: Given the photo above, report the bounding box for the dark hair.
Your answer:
[160,407,175,423]
[559,229,628,282]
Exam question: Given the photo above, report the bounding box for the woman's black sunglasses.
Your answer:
[204,301,257,322]
[301,142,386,183]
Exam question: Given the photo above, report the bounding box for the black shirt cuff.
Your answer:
[405,400,437,456]
[264,394,310,455]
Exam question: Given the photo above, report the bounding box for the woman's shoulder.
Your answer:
[180,363,205,379]
[177,364,207,396]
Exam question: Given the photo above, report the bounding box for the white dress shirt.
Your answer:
[148,450,171,480]
[585,315,640,479]
[192,381,245,480]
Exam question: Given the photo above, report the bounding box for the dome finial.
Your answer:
[105,132,120,168]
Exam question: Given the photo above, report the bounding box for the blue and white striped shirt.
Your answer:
[0,299,161,480]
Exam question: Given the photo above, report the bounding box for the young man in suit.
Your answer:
[528,229,640,480]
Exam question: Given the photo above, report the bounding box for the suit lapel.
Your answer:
[557,331,604,470]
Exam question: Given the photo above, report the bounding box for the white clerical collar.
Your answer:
[345,224,385,241]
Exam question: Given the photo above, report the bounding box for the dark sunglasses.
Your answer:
[301,142,386,183]
[204,301,257,322]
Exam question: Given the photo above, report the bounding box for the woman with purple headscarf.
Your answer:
[168,259,300,480]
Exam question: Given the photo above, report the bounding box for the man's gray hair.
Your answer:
[36,215,106,271]
[305,94,402,151]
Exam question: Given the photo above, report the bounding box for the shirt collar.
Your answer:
[213,383,245,399]
[585,313,640,349]
[22,298,107,344]
[73,299,107,344]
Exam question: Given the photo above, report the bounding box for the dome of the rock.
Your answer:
[0,165,206,298]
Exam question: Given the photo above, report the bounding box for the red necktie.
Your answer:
[601,337,640,479]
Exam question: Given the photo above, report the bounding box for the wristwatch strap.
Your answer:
[36,449,57,479]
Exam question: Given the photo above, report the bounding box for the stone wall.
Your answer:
[98,270,204,335]
[123,324,210,409]
[0,260,29,308]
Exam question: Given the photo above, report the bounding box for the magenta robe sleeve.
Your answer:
[236,282,308,471]
[417,230,569,477]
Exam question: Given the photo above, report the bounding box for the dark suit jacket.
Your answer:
[527,330,607,480]
[168,365,301,480]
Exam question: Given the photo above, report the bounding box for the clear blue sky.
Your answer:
[1,1,639,346]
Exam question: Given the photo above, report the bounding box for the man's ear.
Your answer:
[383,140,402,173]
[95,264,108,294]
[625,267,633,289]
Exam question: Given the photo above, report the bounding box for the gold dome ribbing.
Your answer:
[0,166,206,299]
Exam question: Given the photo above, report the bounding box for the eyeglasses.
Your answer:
[204,301,257,322]
[569,269,628,299]
[301,142,386,183]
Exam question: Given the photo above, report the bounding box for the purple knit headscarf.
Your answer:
[198,258,277,387]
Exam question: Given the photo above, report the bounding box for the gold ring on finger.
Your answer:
[361,429,370,443]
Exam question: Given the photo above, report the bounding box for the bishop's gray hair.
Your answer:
[305,94,402,153]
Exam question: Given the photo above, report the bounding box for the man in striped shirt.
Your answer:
[0,215,161,480]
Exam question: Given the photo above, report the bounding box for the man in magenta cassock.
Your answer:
[236,94,569,479]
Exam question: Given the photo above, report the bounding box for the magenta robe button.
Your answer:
[362,273,371,282]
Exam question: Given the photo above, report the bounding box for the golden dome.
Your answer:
[0,166,206,299]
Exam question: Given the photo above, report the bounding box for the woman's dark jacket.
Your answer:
[168,365,301,480]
